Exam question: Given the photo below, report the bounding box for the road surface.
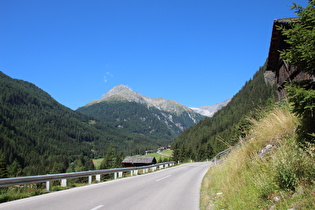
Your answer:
[0,162,211,210]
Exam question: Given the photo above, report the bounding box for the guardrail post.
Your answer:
[118,172,123,178]
[130,170,133,176]
[46,181,50,191]
[88,175,92,184]
[61,179,67,187]
[135,170,138,175]
[114,172,117,180]
[96,174,101,182]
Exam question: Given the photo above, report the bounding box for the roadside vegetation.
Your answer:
[201,2,315,209]
[200,103,315,209]
[1,151,174,203]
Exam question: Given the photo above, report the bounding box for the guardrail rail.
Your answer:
[0,161,175,191]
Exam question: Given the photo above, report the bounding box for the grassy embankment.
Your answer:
[200,104,315,209]
[142,149,173,160]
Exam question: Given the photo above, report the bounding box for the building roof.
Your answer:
[266,18,298,72]
[122,156,156,164]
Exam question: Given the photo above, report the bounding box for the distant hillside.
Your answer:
[77,85,205,140]
[172,63,277,162]
[0,72,167,177]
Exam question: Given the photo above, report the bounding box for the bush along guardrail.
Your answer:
[0,161,175,191]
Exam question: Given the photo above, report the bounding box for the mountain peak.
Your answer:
[85,84,146,106]
[85,84,194,115]
[79,84,206,135]
[102,84,134,99]
[108,84,131,92]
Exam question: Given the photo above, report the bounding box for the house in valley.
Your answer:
[122,156,157,167]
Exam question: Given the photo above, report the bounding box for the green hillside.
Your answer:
[77,99,204,144]
[77,101,177,144]
[0,72,166,177]
[172,63,277,162]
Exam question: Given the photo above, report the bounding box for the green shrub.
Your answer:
[287,81,315,143]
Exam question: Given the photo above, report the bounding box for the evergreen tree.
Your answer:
[100,145,123,169]
[279,0,315,76]
[280,1,315,143]
[7,159,22,177]
[0,153,7,178]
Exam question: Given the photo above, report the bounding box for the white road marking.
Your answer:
[90,205,104,210]
[156,175,172,182]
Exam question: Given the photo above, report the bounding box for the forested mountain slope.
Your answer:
[77,84,204,143]
[0,72,165,177]
[78,101,178,141]
[172,63,277,162]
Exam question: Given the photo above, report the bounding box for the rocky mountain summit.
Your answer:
[86,84,201,118]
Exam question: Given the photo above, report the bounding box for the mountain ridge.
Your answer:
[84,84,229,118]
[190,98,231,117]
[86,84,197,116]
[77,85,211,140]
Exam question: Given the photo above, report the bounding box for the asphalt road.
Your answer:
[0,162,211,210]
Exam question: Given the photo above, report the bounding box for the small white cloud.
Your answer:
[104,72,113,83]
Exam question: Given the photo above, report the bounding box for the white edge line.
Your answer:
[90,204,104,210]
[156,175,172,182]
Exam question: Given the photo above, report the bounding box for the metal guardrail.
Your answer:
[211,144,239,165]
[0,161,175,191]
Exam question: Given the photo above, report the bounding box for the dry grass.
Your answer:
[201,104,315,209]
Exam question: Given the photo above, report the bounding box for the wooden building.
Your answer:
[266,18,314,100]
[122,156,157,167]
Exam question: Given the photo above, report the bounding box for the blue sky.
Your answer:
[0,0,308,110]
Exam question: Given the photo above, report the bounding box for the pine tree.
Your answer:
[7,159,22,177]
[0,153,8,178]
[280,1,315,143]
[279,0,315,76]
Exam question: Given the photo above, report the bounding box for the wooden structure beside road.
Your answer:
[266,18,314,100]
[122,156,157,167]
